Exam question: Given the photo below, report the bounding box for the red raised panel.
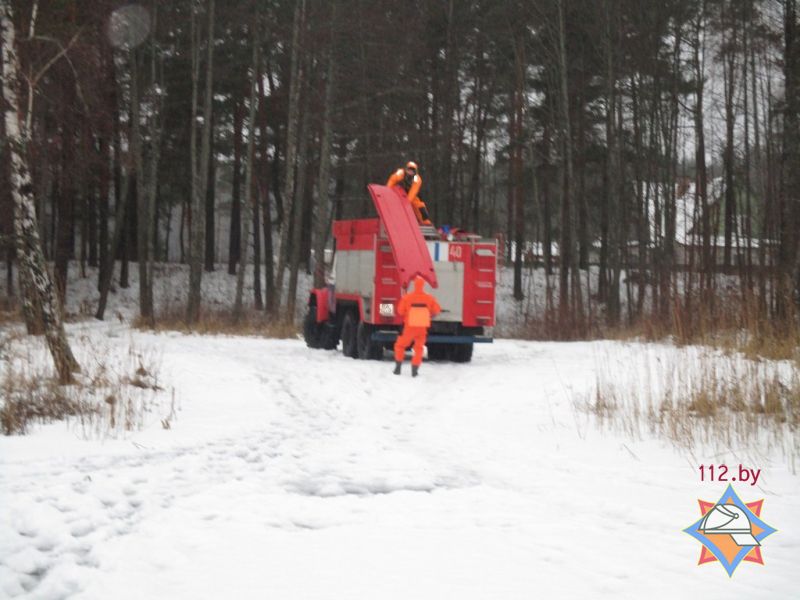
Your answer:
[367,184,438,289]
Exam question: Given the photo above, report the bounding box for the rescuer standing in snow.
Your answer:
[393,275,441,377]
[386,161,433,225]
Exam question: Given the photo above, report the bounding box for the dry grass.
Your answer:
[0,300,20,325]
[135,306,299,338]
[667,289,800,361]
[0,369,88,435]
[580,348,800,471]
[512,279,800,362]
[0,336,170,436]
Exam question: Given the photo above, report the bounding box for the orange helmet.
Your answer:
[405,161,418,175]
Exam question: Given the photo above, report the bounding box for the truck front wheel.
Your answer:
[341,312,359,358]
[303,303,323,349]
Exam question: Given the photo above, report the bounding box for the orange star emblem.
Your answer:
[684,484,777,576]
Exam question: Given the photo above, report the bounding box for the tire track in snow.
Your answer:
[0,338,549,598]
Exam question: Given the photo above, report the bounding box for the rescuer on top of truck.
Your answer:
[393,275,442,377]
[386,161,433,226]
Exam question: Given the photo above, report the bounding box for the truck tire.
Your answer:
[341,312,359,358]
[357,322,383,360]
[320,322,339,350]
[451,343,473,363]
[303,303,322,349]
[426,344,448,361]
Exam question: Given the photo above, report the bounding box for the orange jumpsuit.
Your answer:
[393,276,441,366]
[386,168,432,225]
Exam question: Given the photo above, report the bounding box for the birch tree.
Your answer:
[1,0,79,383]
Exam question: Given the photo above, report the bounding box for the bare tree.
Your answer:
[274,0,305,315]
[781,0,800,312]
[132,11,162,327]
[557,0,582,326]
[186,0,215,324]
[228,99,243,275]
[313,6,336,290]
[286,75,311,322]
[234,13,260,321]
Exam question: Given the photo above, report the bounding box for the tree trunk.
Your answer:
[314,27,335,290]
[97,136,109,284]
[512,31,525,302]
[87,181,97,268]
[252,160,263,310]
[234,14,259,322]
[204,121,215,272]
[119,175,131,289]
[604,0,620,323]
[132,49,151,323]
[54,146,71,303]
[95,170,129,321]
[275,0,304,314]
[286,81,310,322]
[557,0,581,327]
[722,2,737,268]
[257,71,275,313]
[186,0,215,324]
[693,4,711,290]
[134,18,162,327]
[228,99,243,274]
[781,0,800,313]
[2,0,79,382]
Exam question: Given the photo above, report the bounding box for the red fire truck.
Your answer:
[303,184,497,362]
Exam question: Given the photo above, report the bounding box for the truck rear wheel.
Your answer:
[426,344,448,361]
[340,312,359,358]
[451,343,474,363]
[357,322,383,360]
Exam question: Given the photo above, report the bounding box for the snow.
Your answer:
[1,319,798,599]
[0,263,798,598]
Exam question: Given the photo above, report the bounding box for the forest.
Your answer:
[2,0,800,382]
[4,4,800,595]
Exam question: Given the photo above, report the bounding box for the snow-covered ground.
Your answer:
[1,318,798,599]
[1,263,798,598]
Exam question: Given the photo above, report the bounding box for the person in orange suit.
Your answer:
[393,275,441,377]
[386,161,432,225]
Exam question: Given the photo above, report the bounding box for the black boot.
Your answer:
[393,362,402,375]
[411,365,419,377]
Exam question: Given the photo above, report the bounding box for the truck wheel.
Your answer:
[357,322,382,360]
[341,312,359,358]
[451,343,473,363]
[320,322,339,350]
[426,344,447,361]
[303,304,322,349]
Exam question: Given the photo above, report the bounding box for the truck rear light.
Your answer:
[379,303,395,317]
